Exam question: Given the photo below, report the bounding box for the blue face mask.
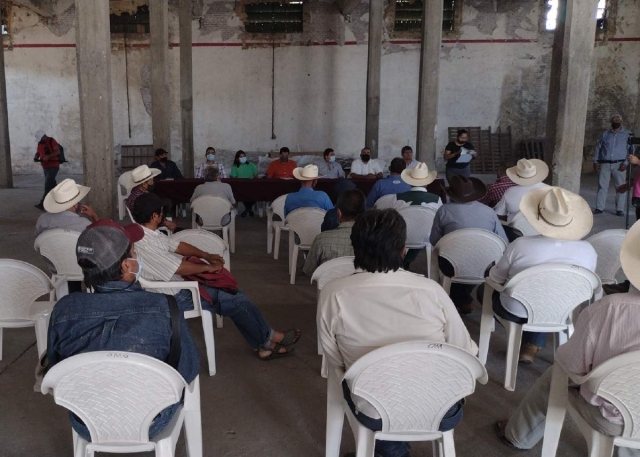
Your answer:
[206,154,215,161]
[128,258,143,283]
[239,157,247,164]
[329,156,336,163]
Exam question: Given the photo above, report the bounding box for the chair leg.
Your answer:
[201,311,217,376]
[73,432,88,457]
[222,227,230,253]
[267,220,273,254]
[184,378,203,457]
[321,355,328,379]
[0,327,3,361]
[442,276,451,295]
[229,216,236,253]
[274,227,281,260]
[155,437,176,457]
[288,231,295,273]
[541,364,570,457]
[216,314,224,329]
[290,245,299,284]
[441,430,456,457]
[326,371,345,457]
[425,246,432,279]
[354,425,376,457]
[504,322,523,391]
[432,439,444,457]
[34,317,49,359]
[478,284,495,365]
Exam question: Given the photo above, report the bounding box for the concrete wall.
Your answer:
[3,0,639,174]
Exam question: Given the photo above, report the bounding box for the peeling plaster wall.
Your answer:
[3,0,640,175]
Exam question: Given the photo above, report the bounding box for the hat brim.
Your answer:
[446,177,487,203]
[43,184,91,213]
[519,188,593,241]
[127,168,162,190]
[506,159,549,186]
[293,168,318,181]
[400,169,437,187]
[621,221,640,290]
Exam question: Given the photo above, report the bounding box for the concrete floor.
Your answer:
[0,172,629,457]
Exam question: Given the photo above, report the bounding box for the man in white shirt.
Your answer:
[401,145,418,170]
[318,209,477,457]
[488,186,597,363]
[190,167,236,226]
[496,223,640,456]
[349,147,383,179]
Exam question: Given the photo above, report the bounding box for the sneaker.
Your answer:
[616,211,625,217]
[34,203,45,211]
[519,343,539,364]
[592,209,603,214]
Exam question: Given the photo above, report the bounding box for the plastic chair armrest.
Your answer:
[484,278,506,293]
[28,301,56,320]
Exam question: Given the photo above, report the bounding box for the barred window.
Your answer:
[245,2,304,34]
[394,0,455,33]
[110,5,150,34]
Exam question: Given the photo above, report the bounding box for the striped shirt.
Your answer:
[303,221,355,276]
[134,225,184,295]
[195,162,227,179]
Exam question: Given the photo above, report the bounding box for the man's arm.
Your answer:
[493,193,508,218]
[438,287,478,355]
[493,215,509,243]
[175,259,223,276]
[556,304,598,375]
[302,239,322,277]
[443,148,459,161]
[317,288,346,369]
[488,245,512,285]
[593,136,604,171]
[80,205,100,222]
[173,162,184,179]
[175,241,225,266]
[42,140,60,162]
[265,162,275,178]
[428,210,444,246]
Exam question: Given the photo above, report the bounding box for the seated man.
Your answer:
[496,223,640,453]
[349,147,383,179]
[478,160,516,208]
[284,164,333,217]
[190,167,236,226]
[318,209,478,457]
[319,148,345,179]
[494,158,548,224]
[150,148,184,180]
[397,162,441,206]
[365,158,411,208]
[303,189,365,276]
[488,186,596,363]
[126,164,161,211]
[132,193,301,360]
[322,178,356,232]
[45,219,199,441]
[401,145,418,170]
[266,147,297,179]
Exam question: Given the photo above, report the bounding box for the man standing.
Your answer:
[593,114,632,216]
[284,164,333,216]
[33,130,61,211]
[266,147,297,179]
[349,147,383,179]
[365,158,411,208]
[401,145,418,170]
[150,148,183,180]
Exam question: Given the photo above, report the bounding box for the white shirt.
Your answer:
[190,181,236,204]
[494,182,548,222]
[489,236,598,317]
[134,225,184,295]
[405,159,419,169]
[350,159,383,176]
[35,210,91,237]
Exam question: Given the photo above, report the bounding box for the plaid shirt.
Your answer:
[478,175,517,208]
[195,162,227,179]
[303,222,355,277]
[127,187,148,211]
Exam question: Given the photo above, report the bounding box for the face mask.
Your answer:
[159,157,168,163]
[280,156,288,163]
[361,154,370,162]
[206,154,215,161]
[612,122,621,130]
[127,258,143,283]
[239,157,247,164]
[329,156,336,163]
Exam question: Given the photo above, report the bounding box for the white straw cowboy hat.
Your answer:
[43,179,91,213]
[519,186,593,241]
[401,162,437,187]
[128,165,161,190]
[507,159,549,186]
[293,164,320,181]
[620,221,640,290]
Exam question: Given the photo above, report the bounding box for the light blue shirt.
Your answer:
[318,162,345,179]
[405,159,419,170]
[594,128,632,162]
[284,187,333,217]
[429,201,508,246]
[366,175,412,208]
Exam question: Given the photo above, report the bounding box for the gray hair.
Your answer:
[611,114,623,122]
[205,166,220,182]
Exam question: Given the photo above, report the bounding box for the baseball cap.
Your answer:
[76,220,143,272]
[34,129,45,141]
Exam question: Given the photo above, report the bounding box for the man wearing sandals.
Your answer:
[132,193,301,360]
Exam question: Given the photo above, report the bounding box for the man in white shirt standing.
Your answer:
[318,209,477,457]
[488,186,597,363]
[349,147,383,179]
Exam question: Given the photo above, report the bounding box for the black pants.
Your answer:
[40,166,59,204]
[502,225,521,243]
[439,257,474,308]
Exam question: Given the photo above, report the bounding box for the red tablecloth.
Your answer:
[154,178,447,204]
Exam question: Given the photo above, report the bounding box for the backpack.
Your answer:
[46,138,66,164]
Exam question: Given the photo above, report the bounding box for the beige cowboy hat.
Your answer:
[43,179,91,213]
[128,165,161,190]
[400,162,437,187]
[519,186,593,241]
[507,159,549,186]
[620,221,640,290]
[293,164,319,181]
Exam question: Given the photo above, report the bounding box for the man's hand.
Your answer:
[593,163,601,172]
[366,173,376,179]
[619,163,628,172]
[42,155,49,162]
[163,220,177,232]
[205,263,223,274]
[80,204,99,222]
[628,155,640,166]
[205,253,225,265]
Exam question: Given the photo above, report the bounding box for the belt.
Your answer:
[598,159,625,164]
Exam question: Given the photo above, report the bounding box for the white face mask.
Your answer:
[127,258,143,282]
[206,154,215,161]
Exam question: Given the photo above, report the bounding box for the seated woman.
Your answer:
[195,147,226,179]
[230,150,259,217]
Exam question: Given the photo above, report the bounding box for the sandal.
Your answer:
[279,328,302,347]
[258,343,294,361]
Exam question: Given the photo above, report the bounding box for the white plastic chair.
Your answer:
[542,351,640,457]
[373,194,397,210]
[285,207,326,284]
[268,194,289,258]
[138,278,217,376]
[398,205,437,278]
[433,228,507,292]
[478,263,601,391]
[190,195,236,253]
[586,229,627,286]
[311,256,357,379]
[41,351,202,457]
[118,171,133,221]
[325,341,488,457]
[0,259,65,360]
[506,211,540,237]
[34,229,83,297]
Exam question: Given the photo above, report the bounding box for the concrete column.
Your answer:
[150,0,171,153]
[179,0,194,178]
[75,0,114,217]
[0,34,12,189]
[365,0,383,158]
[544,0,600,193]
[416,0,443,169]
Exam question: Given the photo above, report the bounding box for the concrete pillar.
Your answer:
[365,0,383,158]
[544,0,600,193]
[179,0,194,178]
[0,34,12,189]
[150,0,171,153]
[416,0,443,169]
[74,0,114,217]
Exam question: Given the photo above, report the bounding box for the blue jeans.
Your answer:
[174,286,274,350]
[40,166,59,204]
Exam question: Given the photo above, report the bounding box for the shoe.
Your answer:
[592,209,603,214]
[616,211,625,217]
[34,203,45,211]
[495,420,517,449]
[458,301,475,315]
[519,343,539,364]
[240,210,248,218]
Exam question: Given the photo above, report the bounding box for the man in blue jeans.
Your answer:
[132,193,301,360]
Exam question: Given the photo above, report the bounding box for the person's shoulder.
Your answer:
[445,141,456,148]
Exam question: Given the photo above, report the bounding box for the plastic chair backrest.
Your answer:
[269,194,288,222]
[285,208,326,245]
[310,256,356,290]
[118,171,132,198]
[435,229,507,279]
[374,194,397,210]
[191,195,233,228]
[505,263,600,326]
[34,229,83,278]
[344,341,488,434]
[509,212,539,237]
[41,351,186,444]
[398,206,437,247]
[586,229,627,284]
[171,229,230,267]
[0,259,52,320]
